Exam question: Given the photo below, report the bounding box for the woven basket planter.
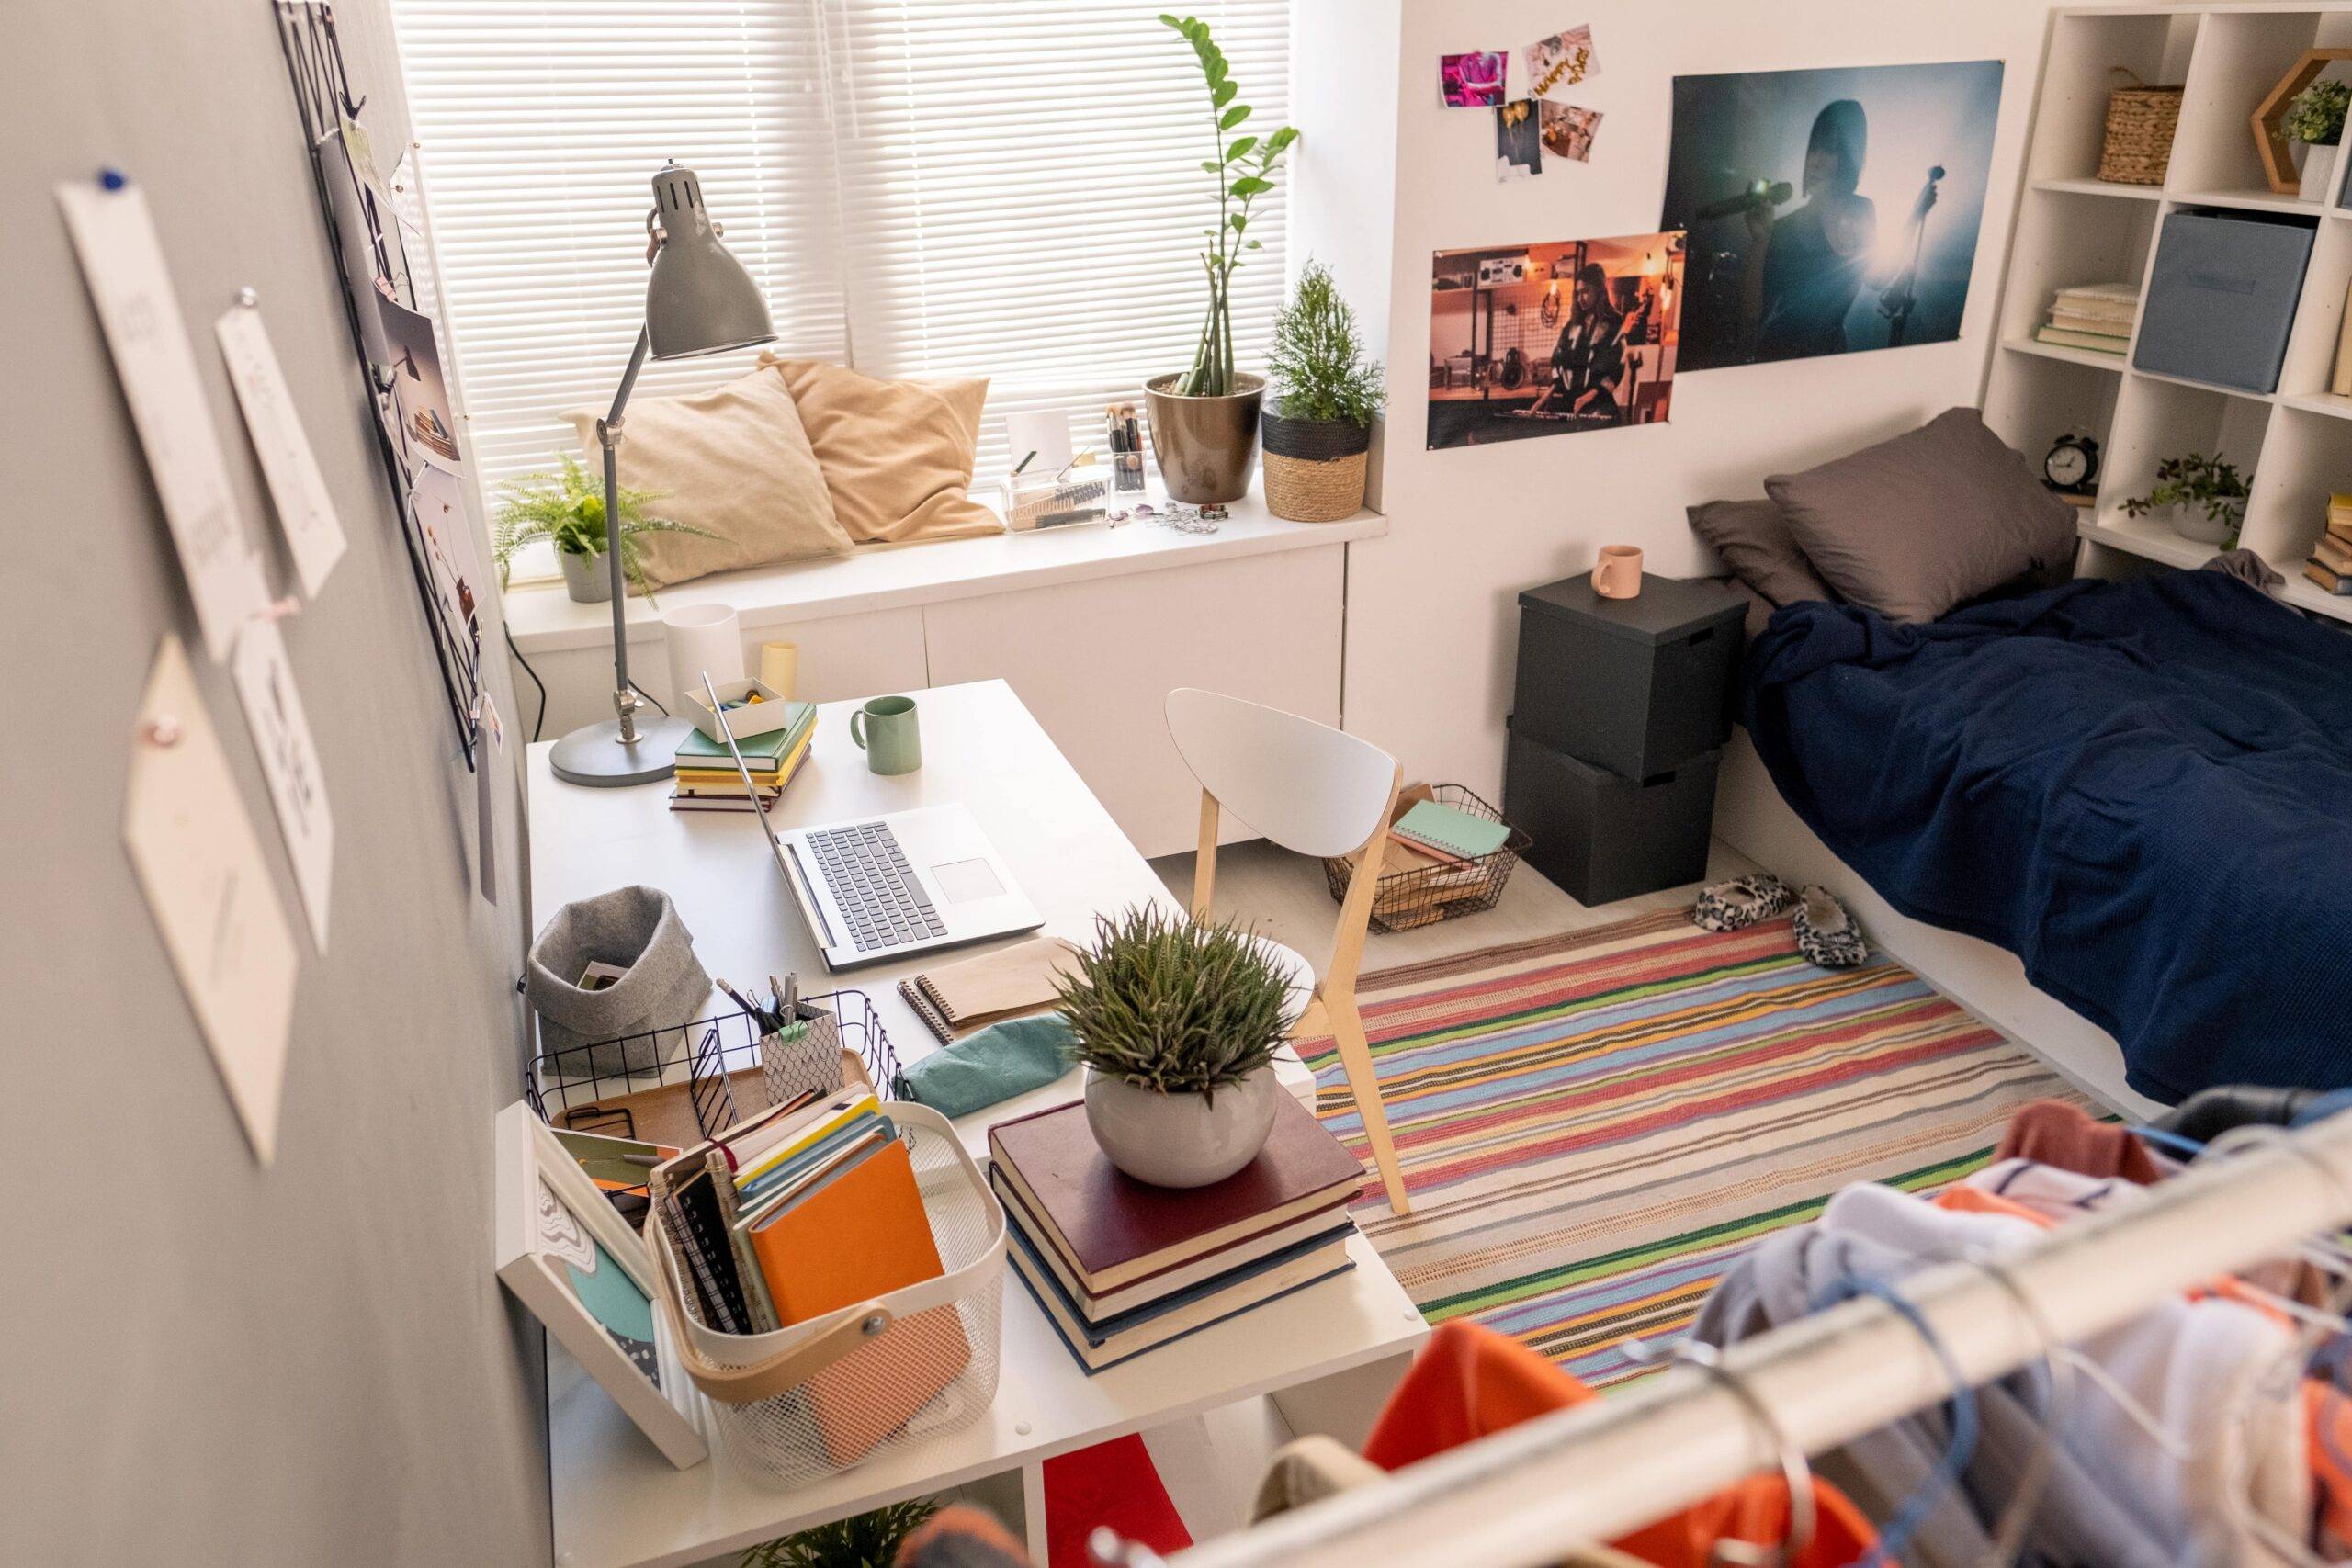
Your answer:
[2097,76,2183,186]
[1262,412,1371,523]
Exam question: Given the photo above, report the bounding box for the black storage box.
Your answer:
[1512,574,1747,781]
[1504,720,1719,907]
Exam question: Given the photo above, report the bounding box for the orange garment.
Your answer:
[1362,1320,1878,1568]
[1996,1100,2166,1184]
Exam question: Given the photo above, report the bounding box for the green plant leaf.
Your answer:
[1220,102,1250,129]
[1225,134,1258,163]
[1228,213,1248,232]
[1229,175,1272,198]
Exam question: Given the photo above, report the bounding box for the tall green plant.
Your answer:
[491,451,716,603]
[1267,260,1385,427]
[1160,14,1299,398]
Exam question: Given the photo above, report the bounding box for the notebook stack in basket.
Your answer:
[986,1094,1364,1372]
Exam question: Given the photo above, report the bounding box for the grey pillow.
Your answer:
[1688,497,1838,610]
[1765,408,2076,624]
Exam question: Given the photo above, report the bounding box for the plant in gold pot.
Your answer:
[1057,905,1291,1189]
[1262,260,1385,522]
[1145,14,1299,504]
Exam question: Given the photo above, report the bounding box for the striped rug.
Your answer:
[1295,906,2095,1388]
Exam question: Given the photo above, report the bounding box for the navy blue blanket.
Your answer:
[1744,570,2352,1102]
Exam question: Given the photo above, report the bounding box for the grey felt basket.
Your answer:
[526,886,711,1079]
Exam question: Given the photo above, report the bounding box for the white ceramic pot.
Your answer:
[2301,141,2339,203]
[1083,1065,1279,1188]
[560,547,613,603]
[2161,501,2240,547]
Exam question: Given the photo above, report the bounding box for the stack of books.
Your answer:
[2036,281,2139,355]
[671,700,815,812]
[988,1095,1365,1372]
[2306,494,2352,596]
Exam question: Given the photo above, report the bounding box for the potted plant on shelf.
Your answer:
[739,1497,940,1568]
[1262,260,1385,523]
[1057,905,1292,1189]
[2120,451,2250,546]
[1144,14,1300,504]
[491,452,714,604]
[2287,77,2350,201]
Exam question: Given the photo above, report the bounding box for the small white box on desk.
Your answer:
[682,678,794,743]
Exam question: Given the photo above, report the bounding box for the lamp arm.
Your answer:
[598,324,653,740]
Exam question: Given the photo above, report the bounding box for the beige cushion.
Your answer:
[763,356,1000,546]
[565,365,853,589]
[1766,408,2076,625]
[1688,497,1838,610]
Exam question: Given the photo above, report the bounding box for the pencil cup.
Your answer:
[662,604,744,705]
[850,695,922,775]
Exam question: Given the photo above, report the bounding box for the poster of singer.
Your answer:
[1660,61,2003,372]
[1427,232,1685,450]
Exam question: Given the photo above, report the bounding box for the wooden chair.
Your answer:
[1164,688,1411,1215]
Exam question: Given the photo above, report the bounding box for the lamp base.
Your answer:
[548,714,695,787]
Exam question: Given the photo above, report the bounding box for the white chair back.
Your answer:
[1164,688,1397,860]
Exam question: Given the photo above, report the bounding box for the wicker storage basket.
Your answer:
[647,1102,1006,1483]
[1323,784,1530,934]
[1263,412,1371,522]
[2098,73,2183,186]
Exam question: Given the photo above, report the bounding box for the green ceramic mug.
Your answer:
[849,694,922,775]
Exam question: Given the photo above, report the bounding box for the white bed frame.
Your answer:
[1713,731,2160,1120]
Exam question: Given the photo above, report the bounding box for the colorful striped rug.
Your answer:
[1295,906,2095,1388]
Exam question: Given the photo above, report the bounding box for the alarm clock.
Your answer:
[2044,432,2099,495]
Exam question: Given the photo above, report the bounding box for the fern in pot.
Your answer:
[1057,906,1293,1188]
[1263,259,1385,522]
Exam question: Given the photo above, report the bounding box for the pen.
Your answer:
[1012,449,1038,476]
[1054,447,1096,481]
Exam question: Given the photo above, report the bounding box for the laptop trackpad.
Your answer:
[931,857,1005,903]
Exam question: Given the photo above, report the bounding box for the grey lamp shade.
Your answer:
[646,164,776,360]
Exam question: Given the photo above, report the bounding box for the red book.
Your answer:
[988,1093,1364,1292]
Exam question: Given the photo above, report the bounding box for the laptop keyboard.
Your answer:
[805,822,948,953]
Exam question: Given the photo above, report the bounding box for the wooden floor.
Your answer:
[1150,837,1760,979]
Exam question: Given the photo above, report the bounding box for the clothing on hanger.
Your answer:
[1358,1320,1879,1568]
[1996,1099,2168,1184]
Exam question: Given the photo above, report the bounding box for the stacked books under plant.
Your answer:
[2036,281,2139,355]
[987,908,1367,1372]
[672,698,815,812]
[2308,493,2352,596]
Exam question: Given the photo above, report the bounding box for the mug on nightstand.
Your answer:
[1592,545,1644,599]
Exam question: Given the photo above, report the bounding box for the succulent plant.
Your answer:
[1056,905,1291,1101]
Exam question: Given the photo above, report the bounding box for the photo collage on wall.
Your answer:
[1442,22,1602,182]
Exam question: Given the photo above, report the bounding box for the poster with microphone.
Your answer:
[1660,61,2003,372]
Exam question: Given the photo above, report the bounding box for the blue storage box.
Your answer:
[2133,209,2316,394]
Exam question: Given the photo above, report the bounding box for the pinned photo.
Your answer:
[1495,99,1544,182]
[1428,232,1686,450]
[413,463,484,681]
[1541,102,1601,164]
[1441,51,1508,108]
[376,290,463,474]
[1526,26,1597,98]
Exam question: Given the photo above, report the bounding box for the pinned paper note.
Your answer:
[475,693,504,907]
[231,616,335,949]
[125,636,300,1163]
[59,178,270,661]
[217,303,348,600]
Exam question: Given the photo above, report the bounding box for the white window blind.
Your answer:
[395,0,1289,504]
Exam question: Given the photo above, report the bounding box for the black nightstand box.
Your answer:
[1513,574,1747,781]
[1504,720,1719,907]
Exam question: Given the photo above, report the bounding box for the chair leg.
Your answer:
[1322,988,1410,1216]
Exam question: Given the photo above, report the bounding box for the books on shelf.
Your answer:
[2303,559,2352,596]
[987,1094,1363,1372]
[2036,281,2137,356]
[2301,498,2352,594]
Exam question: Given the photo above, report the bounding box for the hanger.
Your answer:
[1808,1272,1979,1568]
[1964,1252,2070,1565]
[1621,1337,1816,1568]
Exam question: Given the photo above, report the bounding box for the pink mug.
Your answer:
[1593,545,1644,600]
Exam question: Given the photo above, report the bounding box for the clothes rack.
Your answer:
[1170,1111,2352,1568]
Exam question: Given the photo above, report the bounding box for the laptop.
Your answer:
[702,677,1042,971]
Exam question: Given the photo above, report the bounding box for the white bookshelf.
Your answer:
[1982,1,2352,623]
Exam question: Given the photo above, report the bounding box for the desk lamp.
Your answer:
[549,163,776,785]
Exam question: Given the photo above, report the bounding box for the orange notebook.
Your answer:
[748,1138,969,1462]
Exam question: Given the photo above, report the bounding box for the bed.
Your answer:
[1741,568,2352,1102]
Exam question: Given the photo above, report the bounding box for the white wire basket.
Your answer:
[647,1101,1007,1484]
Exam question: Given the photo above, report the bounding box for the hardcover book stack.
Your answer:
[671,699,815,812]
[987,1095,1365,1372]
[2036,281,2139,356]
[2306,494,2352,597]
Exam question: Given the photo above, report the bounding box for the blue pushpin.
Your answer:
[98,167,127,191]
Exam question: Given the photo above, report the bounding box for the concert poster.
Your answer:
[1660,62,2004,372]
[1427,233,1684,451]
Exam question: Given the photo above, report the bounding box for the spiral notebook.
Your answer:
[1390,799,1511,862]
[897,936,1080,1043]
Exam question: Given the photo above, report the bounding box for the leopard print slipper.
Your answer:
[1793,885,1868,969]
[1691,873,1798,933]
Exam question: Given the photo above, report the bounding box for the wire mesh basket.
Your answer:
[646,1101,1007,1484]
[1323,784,1532,934]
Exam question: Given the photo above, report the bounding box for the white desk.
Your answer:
[528,680,1426,1568]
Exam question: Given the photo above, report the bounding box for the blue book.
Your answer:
[736,1111,888,1207]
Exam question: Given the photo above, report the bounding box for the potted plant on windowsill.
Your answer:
[2120,451,2250,547]
[492,453,714,604]
[2288,78,2350,201]
[1262,260,1385,522]
[1144,14,1299,504]
[1057,905,1292,1189]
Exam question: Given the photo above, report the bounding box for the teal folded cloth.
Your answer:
[897,1013,1076,1119]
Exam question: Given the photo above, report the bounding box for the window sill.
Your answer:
[500,482,1385,655]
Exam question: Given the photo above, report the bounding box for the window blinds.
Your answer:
[394,0,1290,498]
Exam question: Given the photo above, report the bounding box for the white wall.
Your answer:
[1327,0,2057,794]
